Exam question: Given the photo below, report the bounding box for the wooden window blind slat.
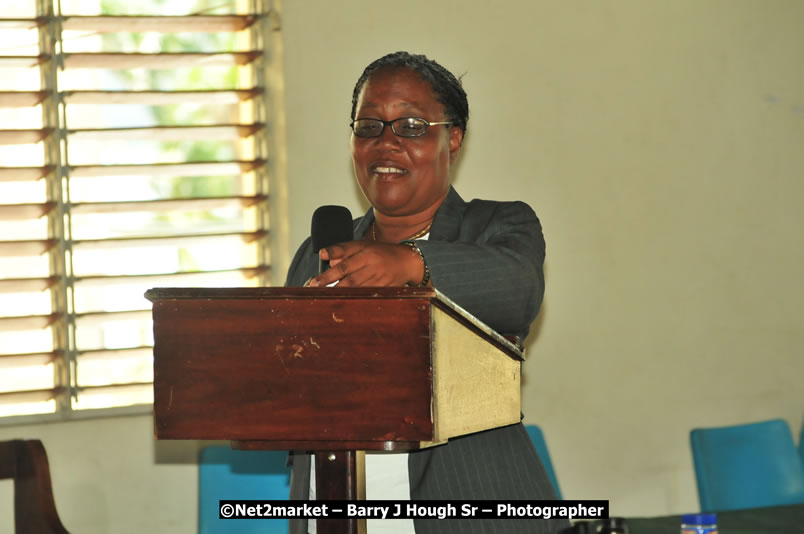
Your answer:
[77,383,153,393]
[63,51,261,69]
[61,15,258,33]
[70,194,266,214]
[0,129,53,144]
[69,124,263,141]
[0,56,49,68]
[0,388,65,405]
[73,230,267,249]
[0,277,58,293]
[75,310,152,325]
[78,347,151,361]
[0,351,61,368]
[0,314,62,332]
[74,266,268,287]
[0,18,42,30]
[70,159,265,177]
[0,91,50,108]
[0,202,56,220]
[0,166,53,181]
[0,240,57,257]
[63,89,260,105]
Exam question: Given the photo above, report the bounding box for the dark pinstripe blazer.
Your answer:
[284,187,568,534]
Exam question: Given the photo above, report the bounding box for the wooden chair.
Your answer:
[0,439,70,534]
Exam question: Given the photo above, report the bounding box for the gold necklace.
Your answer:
[371,221,432,242]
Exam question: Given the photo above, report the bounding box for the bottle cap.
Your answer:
[681,513,717,525]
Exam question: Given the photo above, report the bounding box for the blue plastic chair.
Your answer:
[690,419,804,512]
[799,417,804,466]
[525,424,563,500]
[199,446,291,534]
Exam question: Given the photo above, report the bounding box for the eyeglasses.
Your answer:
[350,117,452,138]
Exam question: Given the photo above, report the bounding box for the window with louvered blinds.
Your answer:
[0,0,274,419]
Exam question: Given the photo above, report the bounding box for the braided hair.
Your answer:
[350,51,469,134]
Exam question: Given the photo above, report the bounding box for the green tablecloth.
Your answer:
[620,503,804,534]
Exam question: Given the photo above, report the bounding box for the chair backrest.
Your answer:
[0,439,70,534]
[690,418,804,512]
[198,446,291,534]
[799,417,804,467]
[525,424,563,500]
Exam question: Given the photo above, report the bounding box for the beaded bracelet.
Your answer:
[401,241,430,287]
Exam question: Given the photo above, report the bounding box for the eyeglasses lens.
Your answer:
[352,120,383,137]
[393,118,427,137]
[352,118,428,138]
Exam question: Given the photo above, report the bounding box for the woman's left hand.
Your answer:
[308,241,423,287]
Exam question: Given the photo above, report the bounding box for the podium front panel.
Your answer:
[152,294,435,442]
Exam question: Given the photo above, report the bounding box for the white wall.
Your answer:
[1,1,802,531]
[280,0,804,516]
[0,413,202,533]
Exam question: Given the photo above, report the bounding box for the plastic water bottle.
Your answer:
[681,513,718,534]
[598,517,629,533]
[557,517,629,534]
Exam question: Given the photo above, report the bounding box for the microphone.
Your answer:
[311,205,353,273]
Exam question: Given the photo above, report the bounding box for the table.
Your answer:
[621,503,804,534]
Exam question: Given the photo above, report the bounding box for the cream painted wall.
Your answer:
[280,0,804,517]
[1,1,802,532]
[0,413,201,533]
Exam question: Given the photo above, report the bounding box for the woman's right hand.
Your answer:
[308,240,425,288]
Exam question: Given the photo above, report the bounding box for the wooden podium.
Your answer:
[146,287,523,533]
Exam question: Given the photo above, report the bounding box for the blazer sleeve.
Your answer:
[284,236,318,287]
[414,200,545,338]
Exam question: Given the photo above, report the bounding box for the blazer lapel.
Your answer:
[354,207,374,239]
[429,186,466,242]
[356,185,466,242]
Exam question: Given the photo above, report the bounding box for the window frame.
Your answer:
[0,0,289,425]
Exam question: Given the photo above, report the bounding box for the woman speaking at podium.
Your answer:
[285,51,568,534]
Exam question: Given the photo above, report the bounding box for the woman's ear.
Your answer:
[449,126,464,164]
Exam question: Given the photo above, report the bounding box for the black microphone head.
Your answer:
[311,205,353,251]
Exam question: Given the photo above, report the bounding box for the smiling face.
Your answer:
[350,67,463,219]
